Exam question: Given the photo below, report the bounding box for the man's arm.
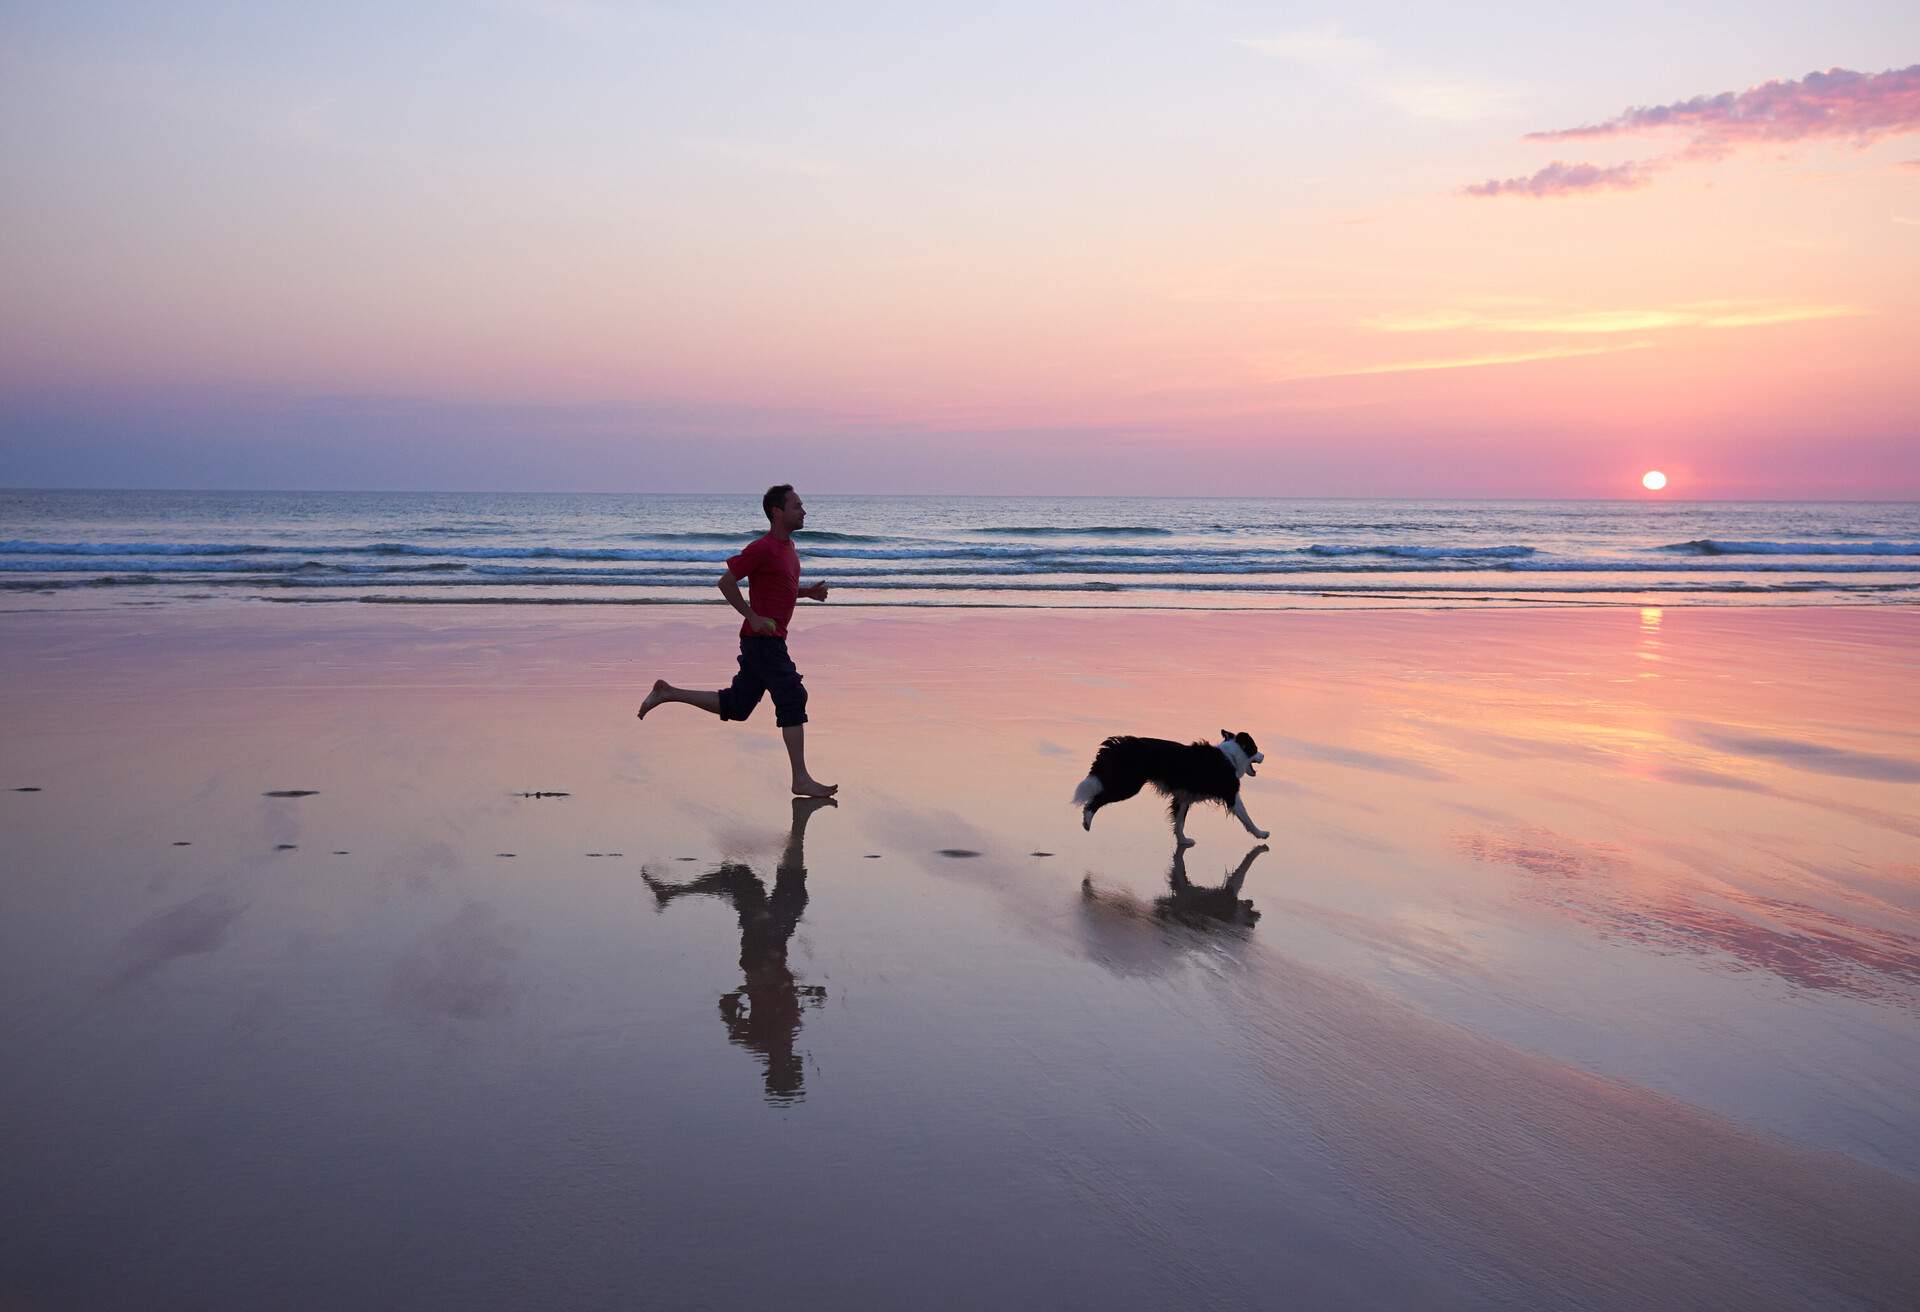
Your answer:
[718,571,776,634]
[800,580,830,601]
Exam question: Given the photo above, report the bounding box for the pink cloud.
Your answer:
[1527,65,1920,158]
[1462,159,1652,198]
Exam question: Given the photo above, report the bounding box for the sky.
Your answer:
[2,1,1917,497]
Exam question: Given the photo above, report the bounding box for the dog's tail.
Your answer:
[1071,775,1102,808]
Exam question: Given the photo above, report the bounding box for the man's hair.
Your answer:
[763,484,795,519]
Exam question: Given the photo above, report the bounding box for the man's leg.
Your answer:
[763,642,835,797]
[781,725,837,798]
[637,681,723,719]
[642,641,764,721]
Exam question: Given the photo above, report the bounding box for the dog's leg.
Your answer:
[1231,796,1270,840]
[1171,796,1195,848]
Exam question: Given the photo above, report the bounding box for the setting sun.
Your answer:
[1642,470,1669,491]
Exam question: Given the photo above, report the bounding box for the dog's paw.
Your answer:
[1252,829,1270,840]
[1178,835,1197,849]
[1082,809,1093,831]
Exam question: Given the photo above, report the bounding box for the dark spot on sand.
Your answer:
[14,787,42,792]
[264,790,318,798]
[332,850,349,856]
[676,856,697,861]
[1030,851,1054,857]
[275,844,298,851]
[497,852,516,858]
[518,791,570,798]
[937,849,982,859]
[864,854,882,859]
[172,841,192,847]
[586,853,604,858]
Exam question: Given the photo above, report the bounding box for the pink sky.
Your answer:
[1,7,1915,497]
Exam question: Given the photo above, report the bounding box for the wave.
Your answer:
[621,529,892,543]
[9,556,1920,582]
[0,540,298,556]
[11,572,1916,600]
[231,579,1914,598]
[1307,544,1534,559]
[458,559,1920,581]
[0,558,471,575]
[971,525,1174,536]
[0,538,1547,564]
[1658,539,1920,556]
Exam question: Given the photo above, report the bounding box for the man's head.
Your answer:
[763,484,805,533]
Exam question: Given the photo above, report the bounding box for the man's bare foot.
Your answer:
[792,795,838,815]
[636,679,669,720]
[791,778,838,798]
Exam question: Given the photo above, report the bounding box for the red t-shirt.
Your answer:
[726,533,801,638]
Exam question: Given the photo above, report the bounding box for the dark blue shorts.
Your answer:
[717,636,808,728]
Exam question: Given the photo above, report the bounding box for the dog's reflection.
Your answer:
[643,797,833,1102]
[1076,844,1268,976]
[1157,842,1266,928]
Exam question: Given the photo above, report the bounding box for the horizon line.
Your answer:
[4,485,1920,506]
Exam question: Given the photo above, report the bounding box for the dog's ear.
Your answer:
[1220,729,1232,740]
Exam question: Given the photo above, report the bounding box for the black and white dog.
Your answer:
[1072,731,1269,847]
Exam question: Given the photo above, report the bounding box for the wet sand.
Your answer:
[2,603,1917,1308]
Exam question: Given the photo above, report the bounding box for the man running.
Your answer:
[637,485,837,798]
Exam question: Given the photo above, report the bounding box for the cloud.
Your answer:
[1239,24,1518,123]
[1462,159,1651,198]
[1280,341,1654,382]
[1528,65,1920,157]
[1467,66,1920,198]
[1366,302,1864,334]
[1369,78,1521,124]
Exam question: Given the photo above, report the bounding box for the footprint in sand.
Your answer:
[937,849,982,859]
[263,790,318,798]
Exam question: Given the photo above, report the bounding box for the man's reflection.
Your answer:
[642,797,832,1102]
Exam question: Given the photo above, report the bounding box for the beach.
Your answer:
[3,599,1918,1308]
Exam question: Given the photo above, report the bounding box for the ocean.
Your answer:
[3,489,1917,611]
